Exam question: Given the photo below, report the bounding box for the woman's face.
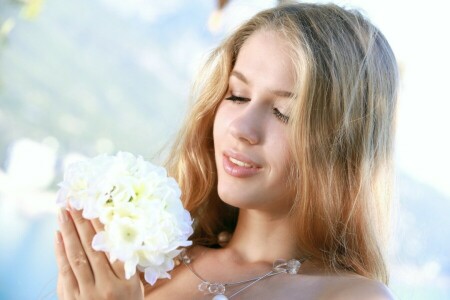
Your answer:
[213,30,295,215]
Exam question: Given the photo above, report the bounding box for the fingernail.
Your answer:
[58,208,68,223]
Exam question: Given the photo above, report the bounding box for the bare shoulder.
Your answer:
[309,274,396,300]
[326,275,395,300]
[261,269,396,300]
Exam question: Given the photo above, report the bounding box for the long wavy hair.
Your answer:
[165,3,398,284]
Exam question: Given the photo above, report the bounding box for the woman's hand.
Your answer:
[55,208,144,300]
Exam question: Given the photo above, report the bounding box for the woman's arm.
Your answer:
[55,208,144,300]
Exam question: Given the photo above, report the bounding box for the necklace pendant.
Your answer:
[212,295,229,300]
[272,258,302,274]
[287,259,301,274]
[198,281,210,292]
[181,247,304,300]
[198,282,226,295]
[208,283,226,294]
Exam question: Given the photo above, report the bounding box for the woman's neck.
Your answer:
[224,208,298,264]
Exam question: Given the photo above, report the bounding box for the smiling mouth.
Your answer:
[229,157,254,168]
[221,149,262,177]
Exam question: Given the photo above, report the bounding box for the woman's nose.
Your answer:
[229,105,262,145]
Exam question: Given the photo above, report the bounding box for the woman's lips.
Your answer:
[222,154,261,178]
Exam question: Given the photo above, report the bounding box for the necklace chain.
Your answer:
[178,248,303,300]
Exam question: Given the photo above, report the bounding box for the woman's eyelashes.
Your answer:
[273,107,290,124]
[225,95,249,103]
[225,94,290,124]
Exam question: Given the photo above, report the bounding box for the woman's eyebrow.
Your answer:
[230,70,294,98]
[230,70,249,85]
[271,89,294,98]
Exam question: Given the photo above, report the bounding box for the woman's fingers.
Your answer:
[68,208,116,282]
[91,218,104,233]
[58,208,95,287]
[56,208,145,299]
[54,230,78,299]
[90,217,128,280]
[110,260,128,280]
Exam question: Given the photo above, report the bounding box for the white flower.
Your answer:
[58,151,193,284]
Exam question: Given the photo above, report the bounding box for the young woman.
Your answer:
[55,3,398,299]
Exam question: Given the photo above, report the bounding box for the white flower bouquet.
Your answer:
[56,152,193,285]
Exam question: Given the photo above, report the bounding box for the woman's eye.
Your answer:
[273,107,289,124]
[225,95,289,123]
[225,95,250,104]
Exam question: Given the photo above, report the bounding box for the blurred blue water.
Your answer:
[0,215,58,299]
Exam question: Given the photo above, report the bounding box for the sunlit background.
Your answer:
[0,0,449,299]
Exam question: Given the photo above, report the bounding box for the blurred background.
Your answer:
[0,0,449,299]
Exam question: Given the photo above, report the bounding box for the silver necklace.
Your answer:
[178,248,303,300]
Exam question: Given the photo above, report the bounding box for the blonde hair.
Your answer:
[165,3,398,284]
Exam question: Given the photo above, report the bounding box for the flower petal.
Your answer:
[144,268,158,286]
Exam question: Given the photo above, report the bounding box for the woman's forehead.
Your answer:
[233,30,295,93]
